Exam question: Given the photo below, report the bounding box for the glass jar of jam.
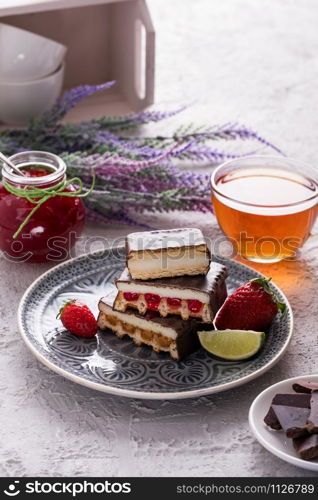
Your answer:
[0,151,86,262]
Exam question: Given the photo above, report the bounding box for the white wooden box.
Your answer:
[0,0,155,116]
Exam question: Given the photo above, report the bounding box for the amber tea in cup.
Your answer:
[211,156,318,263]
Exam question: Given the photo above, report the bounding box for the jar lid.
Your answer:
[2,150,66,186]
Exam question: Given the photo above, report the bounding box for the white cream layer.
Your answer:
[128,253,209,273]
[99,301,177,340]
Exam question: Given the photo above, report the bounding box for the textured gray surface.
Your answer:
[1,0,318,477]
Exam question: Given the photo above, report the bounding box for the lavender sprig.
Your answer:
[0,81,283,227]
[133,123,284,156]
[0,83,282,159]
[95,106,187,132]
[63,148,212,226]
[30,81,116,129]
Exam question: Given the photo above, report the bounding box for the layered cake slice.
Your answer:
[126,228,211,280]
[97,289,203,360]
[114,262,228,323]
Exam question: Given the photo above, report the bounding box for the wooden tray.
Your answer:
[0,0,155,114]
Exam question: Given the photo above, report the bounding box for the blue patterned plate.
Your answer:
[18,247,293,399]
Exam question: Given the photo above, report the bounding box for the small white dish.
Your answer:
[0,62,65,125]
[0,23,66,82]
[249,374,318,472]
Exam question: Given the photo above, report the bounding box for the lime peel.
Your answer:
[198,329,265,361]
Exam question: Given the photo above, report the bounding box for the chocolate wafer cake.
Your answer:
[125,228,211,280]
[97,289,203,360]
[114,262,228,323]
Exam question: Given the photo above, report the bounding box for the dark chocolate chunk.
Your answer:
[293,434,318,460]
[292,380,318,394]
[271,393,312,407]
[264,407,282,430]
[272,405,310,438]
[264,393,311,430]
[307,390,318,433]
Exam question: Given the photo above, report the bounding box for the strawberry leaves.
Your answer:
[251,278,286,316]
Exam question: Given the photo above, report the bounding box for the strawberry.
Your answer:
[57,300,98,338]
[214,278,286,331]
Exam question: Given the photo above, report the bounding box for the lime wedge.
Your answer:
[198,329,265,360]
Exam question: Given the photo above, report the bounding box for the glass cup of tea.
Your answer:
[211,156,318,263]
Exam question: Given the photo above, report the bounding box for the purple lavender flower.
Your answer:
[31,81,116,128]
[96,106,187,131]
[0,81,284,228]
[205,123,284,155]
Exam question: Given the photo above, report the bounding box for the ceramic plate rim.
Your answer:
[249,374,318,472]
[17,247,294,400]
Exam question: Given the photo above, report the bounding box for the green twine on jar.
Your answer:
[2,170,95,239]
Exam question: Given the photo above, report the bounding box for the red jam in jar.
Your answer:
[0,151,86,262]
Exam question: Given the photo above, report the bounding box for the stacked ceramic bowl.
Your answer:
[0,23,66,125]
